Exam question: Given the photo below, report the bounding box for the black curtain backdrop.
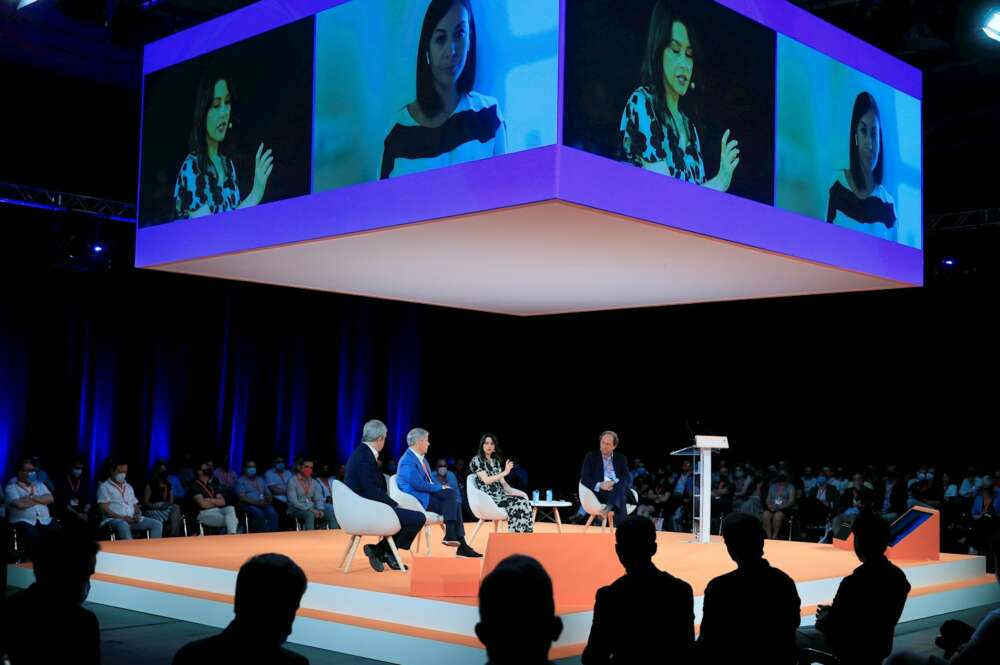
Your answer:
[1,264,995,500]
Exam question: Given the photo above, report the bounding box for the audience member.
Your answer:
[28,454,55,492]
[287,457,336,531]
[582,515,693,664]
[799,514,911,664]
[167,456,189,500]
[2,524,101,665]
[763,471,797,538]
[237,459,279,533]
[98,462,164,540]
[433,457,461,504]
[266,455,293,517]
[970,477,997,558]
[189,462,238,534]
[172,553,309,664]
[143,460,183,536]
[213,453,238,490]
[344,419,426,572]
[4,458,55,560]
[698,513,801,663]
[54,457,90,523]
[398,428,481,557]
[477,555,562,665]
[878,467,909,522]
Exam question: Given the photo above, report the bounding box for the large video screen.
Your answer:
[563,0,922,249]
[138,0,558,228]
[775,35,922,249]
[139,19,315,226]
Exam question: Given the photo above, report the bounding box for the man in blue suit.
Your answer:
[344,420,426,572]
[397,428,482,558]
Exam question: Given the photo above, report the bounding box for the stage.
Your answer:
[8,524,999,664]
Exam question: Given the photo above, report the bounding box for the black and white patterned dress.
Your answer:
[173,152,241,219]
[469,456,534,533]
[620,86,705,184]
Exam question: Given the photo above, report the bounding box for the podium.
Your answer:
[671,435,729,544]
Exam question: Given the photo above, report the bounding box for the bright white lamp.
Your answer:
[984,10,1000,42]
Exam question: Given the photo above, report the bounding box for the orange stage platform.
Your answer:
[9,523,999,664]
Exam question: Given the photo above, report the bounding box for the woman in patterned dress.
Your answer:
[469,434,534,533]
[619,0,740,192]
[173,73,274,220]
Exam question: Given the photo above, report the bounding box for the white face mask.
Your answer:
[114,473,126,483]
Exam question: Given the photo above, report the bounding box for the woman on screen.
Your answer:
[826,92,897,240]
[619,0,740,192]
[173,75,274,219]
[379,0,507,180]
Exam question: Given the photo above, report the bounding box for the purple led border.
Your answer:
[135,147,559,267]
[143,0,345,75]
[716,0,921,99]
[556,147,922,286]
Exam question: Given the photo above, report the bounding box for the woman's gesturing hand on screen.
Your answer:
[251,142,274,198]
[706,129,740,193]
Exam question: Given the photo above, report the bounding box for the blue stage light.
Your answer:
[93,245,103,254]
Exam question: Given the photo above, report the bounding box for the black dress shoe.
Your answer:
[456,543,483,558]
[382,549,402,570]
[363,544,385,572]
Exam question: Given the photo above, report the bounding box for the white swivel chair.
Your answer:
[467,474,530,543]
[579,482,639,532]
[388,474,445,556]
[331,479,407,573]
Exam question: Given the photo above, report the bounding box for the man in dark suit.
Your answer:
[582,515,694,664]
[800,514,911,665]
[580,431,633,527]
[344,419,426,572]
[698,512,802,664]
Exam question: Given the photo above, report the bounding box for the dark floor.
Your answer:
[5,587,997,664]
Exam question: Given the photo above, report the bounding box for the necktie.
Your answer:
[419,455,432,482]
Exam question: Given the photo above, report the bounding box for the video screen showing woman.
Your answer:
[620,1,738,192]
[826,92,897,238]
[173,74,274,219]
[775,35,921,248]
[564,0,775,205]
[312,0,558,194]
[379,0,507,180]
[139,19,313,227]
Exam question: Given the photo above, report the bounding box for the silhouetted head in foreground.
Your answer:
[852,513,891,563]
[477,555,562,664]
[721,512,766,566]
[615,515,658,572]
[33,524,99,605]
[233,553,308,646]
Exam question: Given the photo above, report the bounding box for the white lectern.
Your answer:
[670,435,729,543]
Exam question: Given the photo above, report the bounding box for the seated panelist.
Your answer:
[580,431,633,527]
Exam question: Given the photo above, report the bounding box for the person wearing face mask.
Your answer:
[266,455,294,520]
[55,457,91,523]
[173,72,274,220]
[434,458,461,505]
[826,92,897,240]
[172,553,309,665]
[189,461,239,535]
[876,466,908,523]
[731,465,757,515]
[5,458,55,560]
[620,0,741,192]
[379,0,507,180]
[762,471,796,539]
[287,457,336,531]
[806,470,840,540]
[143,460,183,536]
[238,459,279,533]
[98,462,164,540]
[2,524,101,665]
